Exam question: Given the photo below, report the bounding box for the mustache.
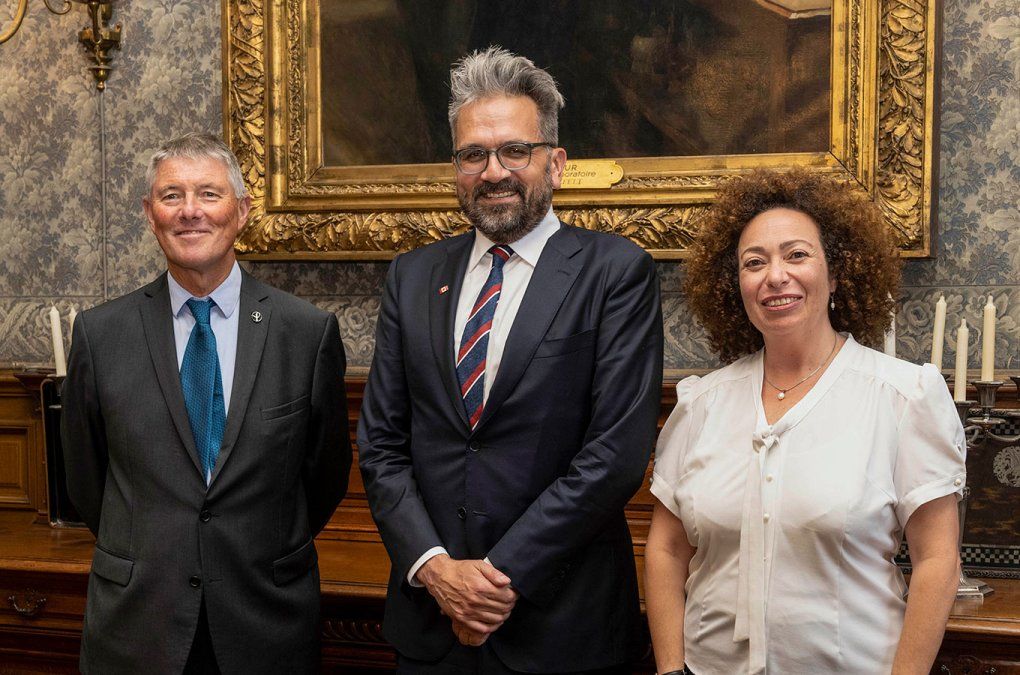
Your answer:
[473,179,524,200]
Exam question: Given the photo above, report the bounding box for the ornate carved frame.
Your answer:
[222,0,940,260]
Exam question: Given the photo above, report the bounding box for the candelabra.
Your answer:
[0,1,121,90]
[951,377,1020,597]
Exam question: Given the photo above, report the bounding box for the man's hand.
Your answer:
[451,618,490,647]
[416,554,518,642]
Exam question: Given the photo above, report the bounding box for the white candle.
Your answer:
[953,319,968,402]
[884,307,896,357]
[68,307,78,352]
[980,295,996,381]
[930,295,946,370]
[49,306,67,377]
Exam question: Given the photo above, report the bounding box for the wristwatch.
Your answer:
[659,668,691,675]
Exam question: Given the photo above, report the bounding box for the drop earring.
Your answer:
[829,295,835,311]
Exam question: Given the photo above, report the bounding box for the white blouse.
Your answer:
[651,335,966,675]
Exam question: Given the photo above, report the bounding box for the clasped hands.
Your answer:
[416,554,518,646]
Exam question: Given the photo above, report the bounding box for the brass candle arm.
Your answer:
[2,0,73,43]
[77,1,121,90]
[0,0,120,91]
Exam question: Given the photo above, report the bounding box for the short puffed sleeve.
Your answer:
[650,375,703,519]
[894,363,967,526]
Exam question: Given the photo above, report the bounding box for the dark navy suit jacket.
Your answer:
[358,223,663,672]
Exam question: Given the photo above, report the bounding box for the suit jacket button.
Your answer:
[199,510,212,522]
[469,442,480,452]
[189,575,202,588]
[457,507,466,520]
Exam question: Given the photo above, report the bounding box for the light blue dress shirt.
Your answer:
[167,262,241,418]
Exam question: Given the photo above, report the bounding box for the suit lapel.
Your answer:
[429,235,474,430]
[139,274,204,477]
[476,224,583,432]
[211,270,271,484]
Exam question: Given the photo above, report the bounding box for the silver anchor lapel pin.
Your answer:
[250,310,263,323]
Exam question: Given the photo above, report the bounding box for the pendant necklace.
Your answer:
[763,335,839,401]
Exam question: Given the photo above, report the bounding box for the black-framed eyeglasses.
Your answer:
[453,141,553,175]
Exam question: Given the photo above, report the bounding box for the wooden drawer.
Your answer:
[933,636,1020,674]
[0,569,84,673]
[0,570,86,630]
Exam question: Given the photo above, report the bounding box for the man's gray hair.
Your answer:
[448,46,565,147]
[145,132,247,199]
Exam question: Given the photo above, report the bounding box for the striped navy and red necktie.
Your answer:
[456,245,514,430]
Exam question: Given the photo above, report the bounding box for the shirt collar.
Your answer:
[168,262,242,319]
[467,208,560,273]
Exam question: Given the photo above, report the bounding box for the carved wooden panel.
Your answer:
[0,373,46,515]
[0,425,30,507]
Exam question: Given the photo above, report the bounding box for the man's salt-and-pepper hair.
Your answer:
[448,46,565,147]
[145,132,248,199]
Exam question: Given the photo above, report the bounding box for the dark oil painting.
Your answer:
[318,0,832,167]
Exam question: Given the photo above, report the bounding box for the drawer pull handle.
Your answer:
[8,591,47,617]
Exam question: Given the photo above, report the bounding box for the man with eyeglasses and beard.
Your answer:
[358,47,663,674]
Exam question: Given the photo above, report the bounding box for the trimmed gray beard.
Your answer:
[457,163,553,245]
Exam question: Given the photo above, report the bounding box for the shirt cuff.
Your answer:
[407,546,448,587]
[896,472,967,526]
[650,472,682,519]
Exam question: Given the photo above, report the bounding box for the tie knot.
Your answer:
[186,298,215,326]
[489,245,514,269]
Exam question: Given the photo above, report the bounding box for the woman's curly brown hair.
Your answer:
[684,168,900,363]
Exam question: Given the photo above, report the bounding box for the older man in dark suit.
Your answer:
[358,48,663,674]
[61,132,350,674]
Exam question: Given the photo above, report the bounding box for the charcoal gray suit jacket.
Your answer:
[61,270,350,674]
[358,223,663,672]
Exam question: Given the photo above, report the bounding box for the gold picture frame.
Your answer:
[222,0,940,260]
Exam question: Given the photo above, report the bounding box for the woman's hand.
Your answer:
[645,501,697,673]
[892,494,960,675]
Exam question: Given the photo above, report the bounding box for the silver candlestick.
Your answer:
[969,381,1005,428]
[953,399,992,598]
[952,379,1020,598]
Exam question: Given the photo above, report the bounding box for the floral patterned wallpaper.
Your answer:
[1,0,1017,377]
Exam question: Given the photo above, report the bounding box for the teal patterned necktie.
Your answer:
[181,298,226,481]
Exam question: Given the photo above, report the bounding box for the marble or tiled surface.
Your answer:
[0,0,1016,373]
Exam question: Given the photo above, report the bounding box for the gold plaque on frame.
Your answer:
[561,161,625,190]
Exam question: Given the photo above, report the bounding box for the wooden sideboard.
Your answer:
[1,371,1018,674]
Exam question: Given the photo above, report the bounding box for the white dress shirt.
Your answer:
[651,335,966,675]
[167,263,242,482]
[407,209,561,585]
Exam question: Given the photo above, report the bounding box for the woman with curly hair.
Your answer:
[645,169,965,675]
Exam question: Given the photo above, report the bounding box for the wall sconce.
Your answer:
[1,1,121,91]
